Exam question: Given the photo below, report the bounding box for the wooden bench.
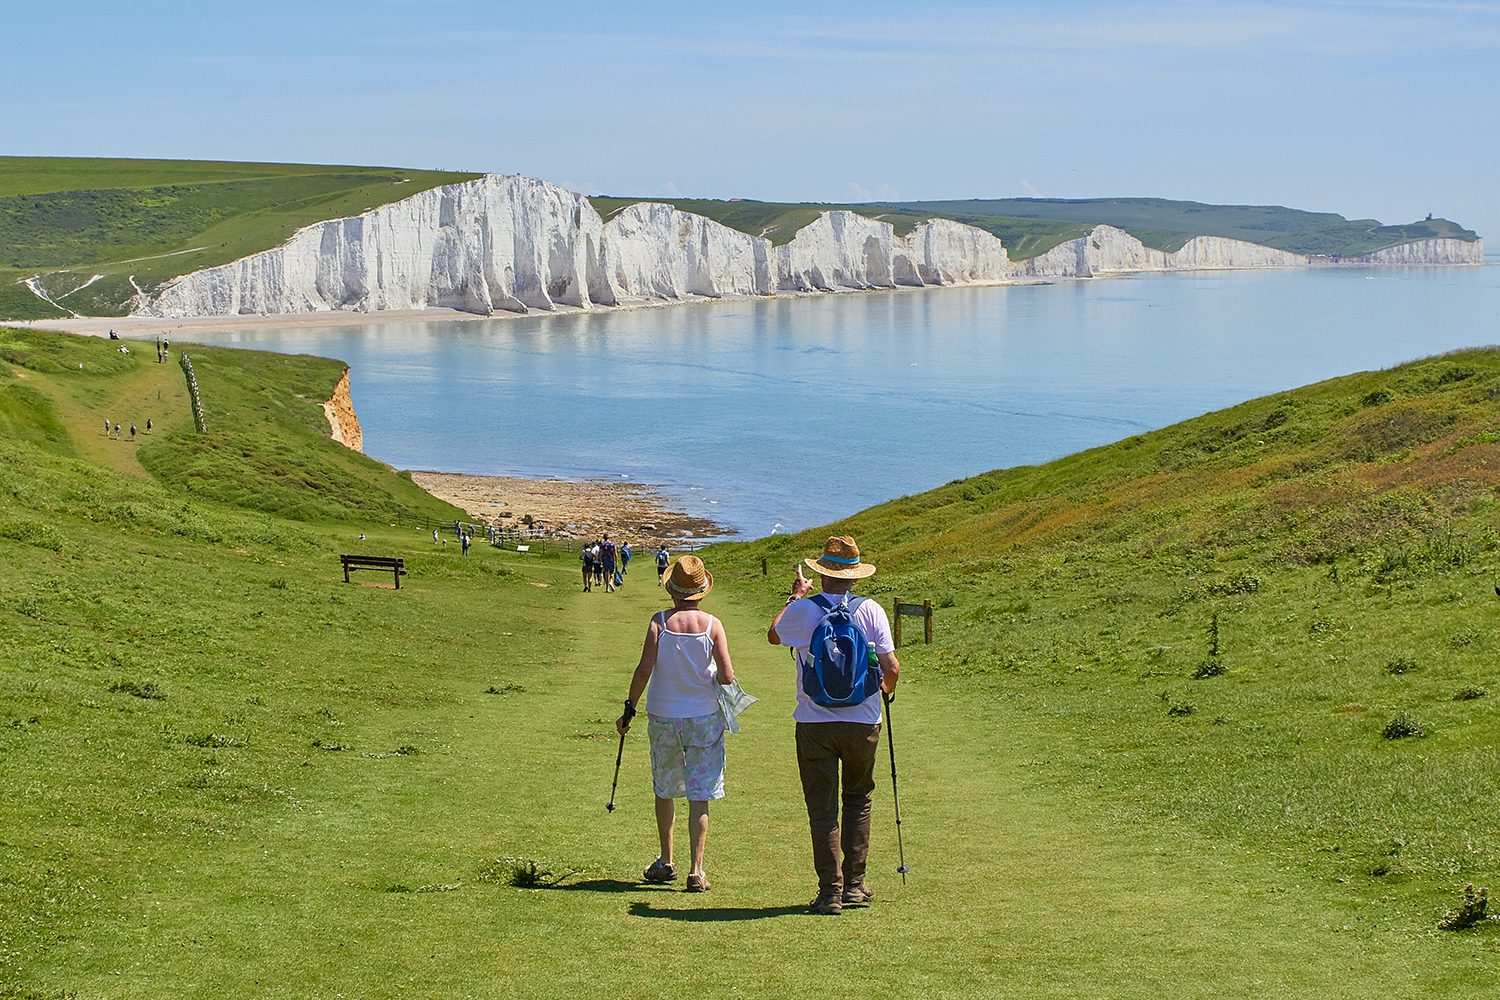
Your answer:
[340,554,406,588]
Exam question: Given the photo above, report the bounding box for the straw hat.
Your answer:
[664,555,713,601]
[804,535,877,580]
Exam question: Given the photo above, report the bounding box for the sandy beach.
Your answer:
[408,471,730,549]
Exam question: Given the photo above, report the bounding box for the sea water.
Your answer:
[188,264,1499,539]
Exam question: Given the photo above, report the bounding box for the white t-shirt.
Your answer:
[775,593,895,724]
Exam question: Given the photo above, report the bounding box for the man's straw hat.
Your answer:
[804,535,876,580]
[664,555,713,601]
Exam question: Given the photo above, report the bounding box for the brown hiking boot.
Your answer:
[685,873,711,893]
[642,858,677,883]
[808,891,842,915]
[842,882,873,905]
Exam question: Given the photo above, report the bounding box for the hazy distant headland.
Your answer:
[0,157,1482,323]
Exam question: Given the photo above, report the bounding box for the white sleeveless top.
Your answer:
[645,611,718,719]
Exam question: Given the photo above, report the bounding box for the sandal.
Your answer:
[685,873,711,893]
[642,858,677,883]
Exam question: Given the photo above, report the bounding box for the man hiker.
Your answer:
[768,535,899,915]
[656,544,670,585]
[621,541,632,577]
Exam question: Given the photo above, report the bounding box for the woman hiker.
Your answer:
[616,555,735,892]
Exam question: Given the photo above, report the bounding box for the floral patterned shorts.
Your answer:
[647,712,726,801]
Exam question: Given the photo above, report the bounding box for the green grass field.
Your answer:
[0,158,480,321]
[1,330,1498,998]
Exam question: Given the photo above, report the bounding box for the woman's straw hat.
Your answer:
[665,555,713,601]
[804,535,876,580]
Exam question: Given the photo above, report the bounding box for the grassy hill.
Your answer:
[0,158,480,321]
[705,348,1500,894]
[894,197,1481,257]
[0,327,464,524]
[594,194,1479,262]
[1,329,1497,996]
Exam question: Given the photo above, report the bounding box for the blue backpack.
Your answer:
[801,594,882,708]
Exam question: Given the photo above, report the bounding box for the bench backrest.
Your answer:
[341,555,404,567]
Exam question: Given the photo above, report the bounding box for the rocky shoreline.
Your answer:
[407,471,730,549]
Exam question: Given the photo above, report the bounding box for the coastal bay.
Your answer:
[166,261,1499,539]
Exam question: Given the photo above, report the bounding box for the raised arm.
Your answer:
[768,565,815,644]
[710,617,735,685]
[618,617,660,734]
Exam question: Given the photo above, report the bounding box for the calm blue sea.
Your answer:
[188,264,1499,539]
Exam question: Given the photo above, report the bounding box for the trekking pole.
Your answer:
[606,729,626,813]
[882,690,909,882]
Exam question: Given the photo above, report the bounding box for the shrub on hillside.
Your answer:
[1384,656,1418,675]
[1437,884,1493,930]
[1382,712,1428,739]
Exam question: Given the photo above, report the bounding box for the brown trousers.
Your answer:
[795,720,882,894]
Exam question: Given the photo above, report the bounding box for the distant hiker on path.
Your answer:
[768,535,899,915]
[129,424,137,442]
[581,543,595,591]
[621,541,632,577]
[601,535,617,593]
[617,555,735,893]
[461,532,471,556]
[656,545,669,585]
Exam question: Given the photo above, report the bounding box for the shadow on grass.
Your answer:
[549,878,660,893]
[628,901,807,922]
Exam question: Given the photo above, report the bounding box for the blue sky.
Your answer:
[6,1,1498,239]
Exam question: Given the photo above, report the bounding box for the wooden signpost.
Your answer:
[893,597,933,648]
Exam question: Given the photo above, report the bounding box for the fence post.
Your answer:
[179,353,207,433]
[761,556,767,576]
[924,599,933,644]
[894,596,903,649]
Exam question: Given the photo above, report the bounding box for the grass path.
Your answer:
[7,523,1490,997]
[38,337,194,478]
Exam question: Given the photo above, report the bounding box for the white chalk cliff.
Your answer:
[136,175,1485,319]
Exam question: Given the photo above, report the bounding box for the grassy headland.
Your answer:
[0,158,480,320]
[593,194,1479,262]
[1,330,1497,997]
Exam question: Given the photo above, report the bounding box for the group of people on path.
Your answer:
[430,521,478,554]
[102,418,149,442]
[616,534,899,914]
[580,535,633,592]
